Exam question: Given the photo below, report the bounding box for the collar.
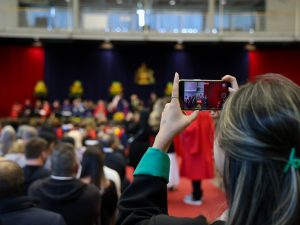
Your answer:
[51,175,74,180]
[103,147,113,153]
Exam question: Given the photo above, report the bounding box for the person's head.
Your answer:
[25,137,48,163]
[0,125,16,155]
[21,126,38,143]
[51,143,78,177]
[61,136,75,147]
[80,146,105,187]
[39,131,57,155]
[0,160,24,199]
[100,133,115,148]
[216,74,300,225]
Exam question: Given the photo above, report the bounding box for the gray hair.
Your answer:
[217,74,300,225]
[51,143,77,177]
[0,125,16,156]
[21,126,38,142]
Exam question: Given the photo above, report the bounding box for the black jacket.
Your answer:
[29,177,101,225]
[117,175,225,225]
[0,196,66,225]
[23,165,51,194]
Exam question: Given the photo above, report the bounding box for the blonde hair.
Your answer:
[217,74,300,225]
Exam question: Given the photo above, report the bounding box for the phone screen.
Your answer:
[179,80,230,110]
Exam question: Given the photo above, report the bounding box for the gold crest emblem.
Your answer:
[135,63,155,85]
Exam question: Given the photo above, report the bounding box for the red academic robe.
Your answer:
[175,111,214,180]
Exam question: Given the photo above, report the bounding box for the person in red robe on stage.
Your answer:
[175,111,214,205]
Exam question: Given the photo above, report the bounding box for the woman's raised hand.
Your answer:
[222,75,239,92]
[152,73,199,152]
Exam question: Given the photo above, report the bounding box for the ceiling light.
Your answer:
[137,9,145,27]
[169,0,176,6]
[174,41,184,50]
[244,42,256,51]
[100,41,114,50]
[33,38,42,47]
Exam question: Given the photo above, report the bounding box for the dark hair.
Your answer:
[0,161,24,199]
[217,74,300,225]
[80,146,105,188]
[39,131,57,148]
[61,136,75,147]
[25,137,48,159]
[51,143,76,177]
[100,133,114,148]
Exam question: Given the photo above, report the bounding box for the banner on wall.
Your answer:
[134,63,155,85]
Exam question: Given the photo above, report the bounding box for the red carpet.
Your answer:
[168,177,227,222]
[126,167,227,222]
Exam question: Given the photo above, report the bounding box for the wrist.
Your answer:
[152,131,171,152]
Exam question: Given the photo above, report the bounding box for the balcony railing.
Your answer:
[0,5,298,41]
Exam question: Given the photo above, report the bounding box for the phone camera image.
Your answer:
[180,80,230,110]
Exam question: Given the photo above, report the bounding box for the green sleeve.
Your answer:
[133,147,170,182]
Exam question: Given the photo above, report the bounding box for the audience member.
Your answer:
[117,73,300,225]
[23,137,51,194]
[38,131,57,170]
[81,147,118,225]
[29,143,101,225]
[61,99,73,117]
[21,99,34,118]
[100,132,130,191]
[20,125,38,144]
[0,125,16,156]
[103,164,121,197]
[4,141,26,167]
[125,110,150,168]
[0,160,66,225]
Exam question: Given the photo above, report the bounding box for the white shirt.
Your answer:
[103,166,121,197]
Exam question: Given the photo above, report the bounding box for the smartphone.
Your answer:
[179,79,230,110]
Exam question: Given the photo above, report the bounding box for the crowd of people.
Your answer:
[0,92,173,225]
[1,72,300,225]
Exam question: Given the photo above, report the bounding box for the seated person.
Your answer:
[81,146,118,225]
[116,73,300,225]
[29,143,101,225]
[0,160,66,225]
[23,137,51,194]
[100,133,129,191]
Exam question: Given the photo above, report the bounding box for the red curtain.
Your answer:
[0,46,44,117]
[249,50,300,85]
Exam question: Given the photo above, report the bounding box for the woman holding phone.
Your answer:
[117,72,300,225]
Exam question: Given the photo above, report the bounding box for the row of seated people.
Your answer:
[0,122,129,225]
[11,93,157,119]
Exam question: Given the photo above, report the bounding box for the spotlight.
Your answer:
[100,40,114,50]
[212,28,218,34]
[169,0,176,6]
[244,42,256,51]
[174,41,184,50]
[33,38,43,47]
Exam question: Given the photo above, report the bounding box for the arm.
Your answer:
[117,73,205,225]
[117,149,210,225]
[117,73,233,225]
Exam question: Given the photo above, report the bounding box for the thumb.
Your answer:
[186,110,199,124]
[228,87,237,93]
